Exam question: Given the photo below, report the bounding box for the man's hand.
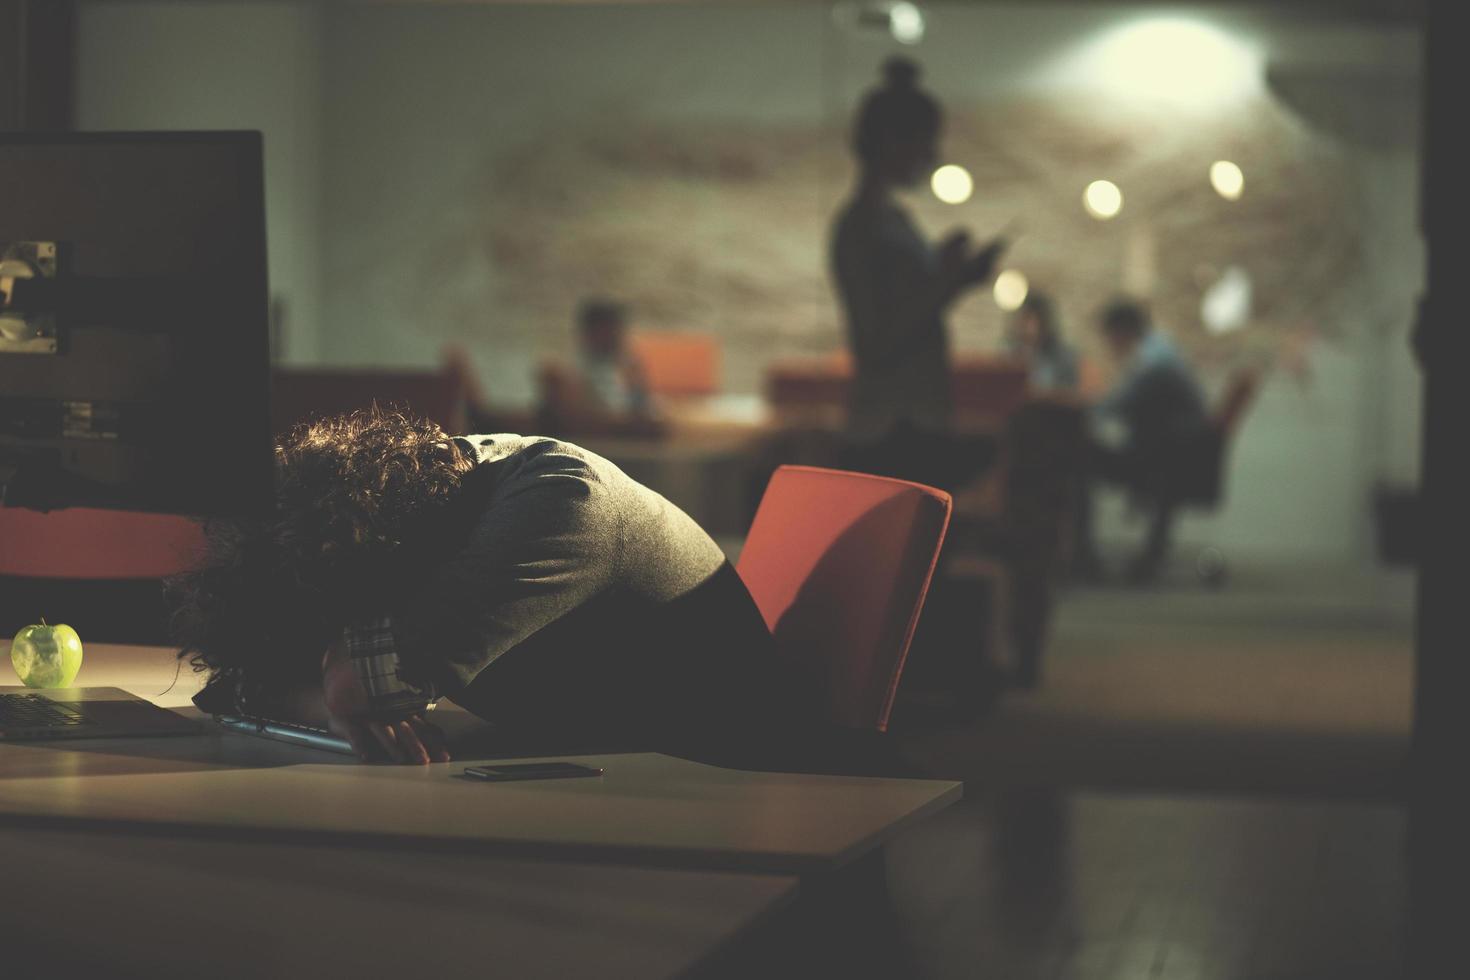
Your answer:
[938,229,1007,293]
[963,235,1008,285]
[321,639,451,765]
[937,229,972,282]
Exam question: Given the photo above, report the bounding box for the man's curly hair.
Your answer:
[167,408,476,695]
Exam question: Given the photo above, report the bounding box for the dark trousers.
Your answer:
[1075,436,1217,574]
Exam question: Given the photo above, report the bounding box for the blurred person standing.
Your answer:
[830,57,1007,490]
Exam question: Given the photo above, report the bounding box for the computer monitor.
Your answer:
[0,131,272,518]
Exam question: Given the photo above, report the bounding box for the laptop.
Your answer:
[213,713,354,755]
[0,686,202,741]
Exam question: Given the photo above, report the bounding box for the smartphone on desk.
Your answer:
[463,761,604,782]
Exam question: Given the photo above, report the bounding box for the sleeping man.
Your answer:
[173,409,796,766]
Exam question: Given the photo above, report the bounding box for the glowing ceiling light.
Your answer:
[1210,160,1245,200]
[1083,179,1123,220]
[993,269,1029,312]
[931,164,973,205]
[1058,17,1262,108]
[1201,265,1252,334]
[888,2,926,45]
[835,2,926,44]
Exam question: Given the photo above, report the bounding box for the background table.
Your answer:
[578,409,781,537]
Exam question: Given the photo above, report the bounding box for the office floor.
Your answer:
[882,789,1405,980]
[895,561,1413,799]
[873,559,1412,979]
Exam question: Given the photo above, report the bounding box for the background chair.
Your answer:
[1131,365,1263,583]
[628,331,720,399]
[2,366,473,646]
[0,507,208,644]
[736,465,951,733]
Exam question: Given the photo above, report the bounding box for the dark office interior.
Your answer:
[1,1,1464,977]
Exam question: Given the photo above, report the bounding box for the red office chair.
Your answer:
[0,508,207,579]
[0,507,209,643]
[628,331,720,398]
[736,465,952,732]
[1127,365,1264,584]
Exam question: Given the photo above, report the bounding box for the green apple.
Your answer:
[10,619,84,689]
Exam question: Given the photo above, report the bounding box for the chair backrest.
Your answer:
[736,465,952,732]
[628,332,720,397]
[0,507,208,579]
[270,367,467,436]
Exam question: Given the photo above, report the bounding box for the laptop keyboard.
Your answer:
[0,693,89,728]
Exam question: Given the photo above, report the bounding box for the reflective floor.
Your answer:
[884,790,1405,980]
[873,561,1410,979]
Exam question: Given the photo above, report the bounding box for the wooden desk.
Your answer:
[0,750,960,873]
[1,645,963,874]
[0,828,797,980]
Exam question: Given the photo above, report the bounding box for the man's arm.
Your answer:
[339,616,440,717]
[321,633,449,765]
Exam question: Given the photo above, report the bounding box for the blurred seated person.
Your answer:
[537,299,664,437]
[1006,290,1079,393]
[1075,297,1211,583]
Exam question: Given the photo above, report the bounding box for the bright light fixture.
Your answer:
[834,2,926,45]
[1083,179,1123,220]
[1201,265,1252,334]
[1210,160,1244,200]
[993,269,1029,311]
[931,164,973,205]
[1058,17,1262,109]
[888,2,926,45]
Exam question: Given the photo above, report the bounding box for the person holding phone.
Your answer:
[172,409,795,767]
[830,57,1009,490]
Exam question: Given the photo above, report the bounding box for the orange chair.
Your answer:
[736,465,952,732]
[628,331,720,398]
[0,508,207,580]
[0,507,209,643]
[1123,365,1264,583]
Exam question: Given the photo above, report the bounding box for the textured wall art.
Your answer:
[416,87,1359,394]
